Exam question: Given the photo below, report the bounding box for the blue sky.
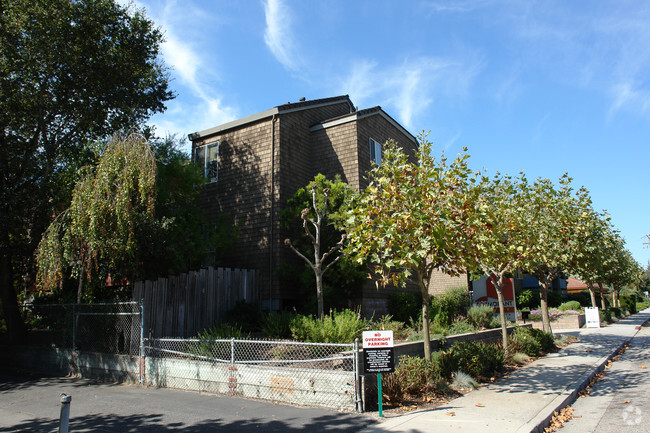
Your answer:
[122,0,650,268]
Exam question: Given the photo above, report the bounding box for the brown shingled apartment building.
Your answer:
[188,95,464,313]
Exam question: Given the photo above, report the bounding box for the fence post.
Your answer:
[139,301,145,385]
[59,393,71,433]
[354,338,361,412]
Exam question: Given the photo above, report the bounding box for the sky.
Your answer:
[120,0,650,267]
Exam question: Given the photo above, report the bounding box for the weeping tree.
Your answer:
[37,134,157,302]
[345,134,480,360]
[283,175,351,319]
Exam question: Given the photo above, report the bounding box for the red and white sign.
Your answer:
[362,330,394,349]
[472,274,518,322]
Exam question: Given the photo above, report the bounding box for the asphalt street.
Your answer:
[561,323,650,433]
[0,373,375,432]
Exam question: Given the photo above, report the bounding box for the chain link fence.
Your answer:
[22,302,142,355]
[144,337,360,411]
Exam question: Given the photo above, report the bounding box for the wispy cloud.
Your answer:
[263,0,301,72]
[443,130,462,150]
[121,0,238,138]
[340,55,482,130]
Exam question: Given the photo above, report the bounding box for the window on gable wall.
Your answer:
[194,141,219,182]
[369,138,382,166]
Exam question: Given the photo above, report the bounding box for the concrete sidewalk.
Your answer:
[361,309,650,433]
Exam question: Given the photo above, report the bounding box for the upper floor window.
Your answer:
[369,138,382,166]
[195,141,219,182]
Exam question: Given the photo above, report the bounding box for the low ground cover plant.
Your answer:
[508,327,555,357]
[290,308,367,343]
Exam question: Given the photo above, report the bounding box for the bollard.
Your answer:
[59,393,71,433]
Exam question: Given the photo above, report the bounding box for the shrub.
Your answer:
[558,301,582,312]
[387,291,421,323]
[199,323,249,339]
[447,320,476,335]
[517,289,537,310]
[451,371,478,391]
[609,307,622,318]
[599,309,612,324]
[449,340,504,380]
[467,305,494,329]
[488,316,502,329]
[508,327,555,356]
[260,310,295,339]
[508,327,542,357]
[620,295,637,314]
[430,287,471,327]
[381,369,405,404]
[510,352,530,365]
[637,300,650,312]
[430,349,457,381]
[290,309,367,343]
[372,315,410,340]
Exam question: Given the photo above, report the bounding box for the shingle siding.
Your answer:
[191,97,431,312]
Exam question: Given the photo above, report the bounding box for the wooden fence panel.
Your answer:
[133,267,257,338]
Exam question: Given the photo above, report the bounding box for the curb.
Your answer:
[520,316,649,433]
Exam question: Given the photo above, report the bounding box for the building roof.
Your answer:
[188,95,355,141]
[309,106,418,144]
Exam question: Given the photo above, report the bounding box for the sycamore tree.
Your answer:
[283,175,353,319]
[345,134,480,360]
[474,172,530,354]
[573,209,616,308]
[521,175,590,335]
[0,0,172,339]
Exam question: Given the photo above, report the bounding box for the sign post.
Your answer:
[362,330,394,417]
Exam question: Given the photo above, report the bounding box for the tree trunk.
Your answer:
[496,285,508,356]
[315,268,324,319]
[421,283,431,361]
[0,252,26,343]
[588,283,597,307]
[539,280,553,336]
[598,283,606,310]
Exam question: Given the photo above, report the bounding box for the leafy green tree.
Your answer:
[37,134,231,301]
[345,134,480,360]
[282,175,355,319]
[37,134,157,301]
[520,175,591,335]
[474,172,530,354]
[0,0,172,339]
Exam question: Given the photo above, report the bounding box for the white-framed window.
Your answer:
[194,141,219,182]
[369,138,382,166]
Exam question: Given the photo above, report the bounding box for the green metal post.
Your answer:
[378,373,383,417]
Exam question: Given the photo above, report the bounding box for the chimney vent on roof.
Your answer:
[299,97,306,102]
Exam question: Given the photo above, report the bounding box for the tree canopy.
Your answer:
[0,0,172,338]
[345,134,480,360]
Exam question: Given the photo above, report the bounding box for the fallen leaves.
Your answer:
[544,406,574,432]
[621,400,631,404]
[641,365,647,369]
[446,411,455,416]
[475,403,485,407]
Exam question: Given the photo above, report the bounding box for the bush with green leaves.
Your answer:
[620,295,636,314]
[290,309,367,343]
[430,287,471,327]
[600,309,612,323]
[260,310,295,339]
[567,291,592,307]
[637,300,650,312]
[372,315,410,340]
[558,301,582,312]
[447,320,476,335]
[387,291,422,323]
[508,327,555,357]
[517,289,537,310]
[467,305,494,329]
[448,340,504,380]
